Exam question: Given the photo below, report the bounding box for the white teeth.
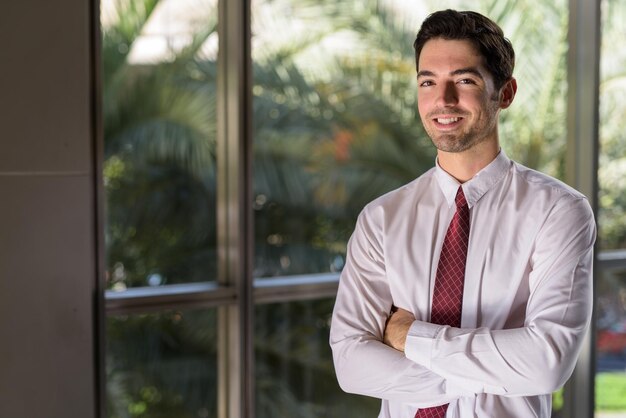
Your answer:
[437,117,460,125]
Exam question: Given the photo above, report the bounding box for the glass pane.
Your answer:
[596,0,626,416]
[598,0,626,254]
[255,299,379,417]
[107,309,217,418]
[102,0,219,289]
[251,0,433,278]
[251,0,568,279]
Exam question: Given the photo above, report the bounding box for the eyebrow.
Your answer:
[417,67,485,80]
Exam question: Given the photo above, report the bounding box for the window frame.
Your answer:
[563,0,601,416]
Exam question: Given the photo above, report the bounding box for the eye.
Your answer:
[458,78,476,85]
[419,80,434,87]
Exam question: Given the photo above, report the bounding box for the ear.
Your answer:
[499,77,517,109]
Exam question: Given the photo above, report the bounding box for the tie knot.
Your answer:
[455,187,467,209]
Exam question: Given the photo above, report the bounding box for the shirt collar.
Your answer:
[434,150,511,209]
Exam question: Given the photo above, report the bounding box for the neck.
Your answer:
[437,139,500,183]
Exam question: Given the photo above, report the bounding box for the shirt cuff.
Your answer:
[405,322,476,398]
[404,320,443,369]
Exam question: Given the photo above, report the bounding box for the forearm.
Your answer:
[405,320,587,396]
[331,323,470,403]
[405,247,593,396]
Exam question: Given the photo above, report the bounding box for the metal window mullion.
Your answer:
[91,0,106,414]
[563,0,601,416]
[253,274,340,304]
[217,0,253,417]
[104,284,237,315]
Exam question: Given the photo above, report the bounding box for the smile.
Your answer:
[436,117,461,125]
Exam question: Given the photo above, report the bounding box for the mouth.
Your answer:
[432,116,464,128]
[436,117,461,124]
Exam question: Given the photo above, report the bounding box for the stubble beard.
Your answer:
[424,100,500,154]
[429,130,482,153]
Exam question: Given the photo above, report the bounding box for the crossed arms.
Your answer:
[329,195,595,406]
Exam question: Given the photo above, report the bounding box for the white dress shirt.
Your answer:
[330,150,596,418]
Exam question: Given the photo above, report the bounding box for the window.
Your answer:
[254,299,378,417]
[101,0,602,417]
[107,310,218,417]
[102,0,220,415]
[102,0,219,291]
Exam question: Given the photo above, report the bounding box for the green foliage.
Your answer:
[255,300,380,417]
[103,0,219,287]
[552,387,563,412]
[598,0,626,250]
[106,311,218,418]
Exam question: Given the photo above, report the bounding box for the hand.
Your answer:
[383,306,415,352]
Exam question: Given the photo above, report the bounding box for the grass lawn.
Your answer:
[597,372,626,412]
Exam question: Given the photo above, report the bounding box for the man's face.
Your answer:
[417,38,503,153]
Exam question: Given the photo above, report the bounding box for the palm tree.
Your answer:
[598,0,626,251]
[103,0,219,288]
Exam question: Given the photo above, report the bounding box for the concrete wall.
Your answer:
[0,1,98,417]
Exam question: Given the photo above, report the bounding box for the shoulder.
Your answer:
[512,161,586,201]
[361,167,437,219]
[511,161,595,230]
[353,167,437,237]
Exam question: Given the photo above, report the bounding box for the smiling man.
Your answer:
[330,9,596,418]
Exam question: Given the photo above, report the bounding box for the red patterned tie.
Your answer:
[415,187,470,418]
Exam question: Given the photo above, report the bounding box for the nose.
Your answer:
[435,81,459,107]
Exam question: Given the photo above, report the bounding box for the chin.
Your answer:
[431,138,472,153]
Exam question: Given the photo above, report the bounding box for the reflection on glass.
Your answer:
[597,1,626,415]
[251,0,568,279]
[107,309,217,418]
[255,299,379,417]
[102,0,219,289]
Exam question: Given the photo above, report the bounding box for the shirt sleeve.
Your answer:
[404,195,596,396]
[330,206,472,405]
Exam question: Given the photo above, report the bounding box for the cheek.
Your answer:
[417,97,429,118]
[417,107,430,124]
[465,94,491,112]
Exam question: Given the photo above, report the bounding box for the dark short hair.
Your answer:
[414,9,515,89]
